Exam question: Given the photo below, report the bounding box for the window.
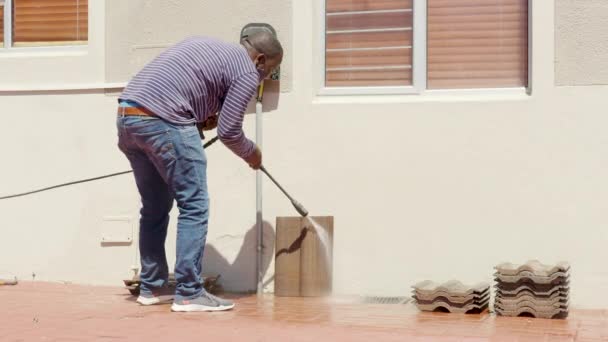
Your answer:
[1,0,88,48]
[323,0,528,92]
[325,0,415,88]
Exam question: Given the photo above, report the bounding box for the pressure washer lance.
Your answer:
[259,165,309,217]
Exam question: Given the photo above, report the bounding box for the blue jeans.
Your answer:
[116,114,208,300]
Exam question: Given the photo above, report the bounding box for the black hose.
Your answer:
[0,136,220,201]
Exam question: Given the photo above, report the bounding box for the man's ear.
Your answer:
[255,54,267,69]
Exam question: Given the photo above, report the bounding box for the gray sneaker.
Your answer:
[171,292,235,312]
[136,286,175,306]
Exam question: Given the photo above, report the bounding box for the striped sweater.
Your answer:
[119,36,262,159]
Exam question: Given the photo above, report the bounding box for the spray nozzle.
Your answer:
[291,200,309,217]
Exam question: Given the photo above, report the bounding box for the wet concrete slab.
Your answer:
[1,282,607,341]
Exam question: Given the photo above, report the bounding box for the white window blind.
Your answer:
[427,0,528,89]
[13,0,88,47]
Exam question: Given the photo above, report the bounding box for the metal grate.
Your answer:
[361,296,410,305]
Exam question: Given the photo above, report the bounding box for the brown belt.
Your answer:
[117,106,156,117]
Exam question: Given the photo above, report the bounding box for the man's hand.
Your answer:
[245,145,262,170]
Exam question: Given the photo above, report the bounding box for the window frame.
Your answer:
[1,0,88,51]
[0,0,103,91]
[318,0,531,96]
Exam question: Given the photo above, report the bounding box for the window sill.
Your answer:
[318,86,422,96]
[0,82,126,93]
[313,87,530,104]
[0,45,88,58]
[0,44,105,90]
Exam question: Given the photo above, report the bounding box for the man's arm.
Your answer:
[217,72,260,166]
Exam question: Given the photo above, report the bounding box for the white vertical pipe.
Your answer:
[255,93,263,296]
[413,0,427,93]
[4,0,12,48]
[526,0,533,96]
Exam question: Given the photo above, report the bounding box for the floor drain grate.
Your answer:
[361,296,410,305]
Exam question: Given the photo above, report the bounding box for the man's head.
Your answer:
[241,31,283,80]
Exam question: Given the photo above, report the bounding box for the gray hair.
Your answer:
[242,31,283,59]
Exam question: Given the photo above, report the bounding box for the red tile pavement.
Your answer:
[0,282,607,341]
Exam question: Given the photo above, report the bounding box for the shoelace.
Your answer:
[204,292,231,306]
[203,292,221,305]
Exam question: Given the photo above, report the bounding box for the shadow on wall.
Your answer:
[203,221,275,293]
[244,79,280,115]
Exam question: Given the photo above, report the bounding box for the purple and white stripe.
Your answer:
[119,36,262,159]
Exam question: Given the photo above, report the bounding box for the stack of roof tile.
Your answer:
[412,280,490,313]
[494,260,569,319]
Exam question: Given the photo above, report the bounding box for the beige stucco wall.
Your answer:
[555,0,608,85]
[104,0,292,92]
[1,1,608,307]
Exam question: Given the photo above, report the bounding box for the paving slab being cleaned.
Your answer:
[1,282,607,342]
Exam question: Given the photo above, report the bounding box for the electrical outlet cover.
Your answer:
[101,216,134,245]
